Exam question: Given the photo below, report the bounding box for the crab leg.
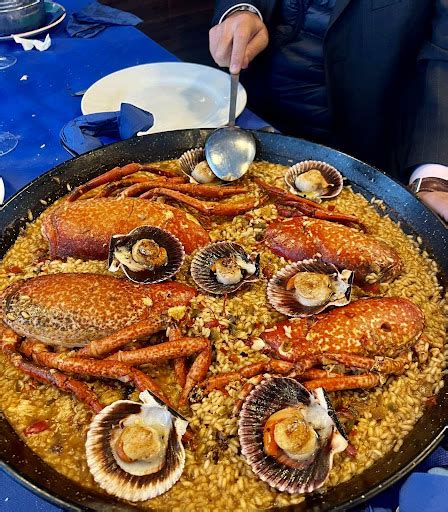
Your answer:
[140,163,183,178]
[127,182,250,200]
[255,178,363,226]
[77,314,169,358]
[67,163,143,202]
[304,373,383,392]
[106,337,209,365]
[1,328,103,413]
[200,358,315,393]
[138,188,259,216]
[323,352,406,375]
[179,339,212,406]
[233,375,265,414]
[93,178,153,198]
[169,326,188,388]
[22,340,173,407]
[119,178,188,197]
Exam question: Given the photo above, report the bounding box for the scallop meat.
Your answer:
[238,377,348,494]
[108,225,185,284]
[267,259,353,317]
[86,390,188,502]
[190,241,260,294]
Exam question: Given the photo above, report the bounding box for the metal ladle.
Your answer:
[205,73,256,182]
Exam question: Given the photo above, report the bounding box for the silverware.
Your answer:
[205,73,256,182]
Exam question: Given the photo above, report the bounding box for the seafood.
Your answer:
[86,390,188,501]
[191,242,260,294]
[284,160,343,202]
[265,216,403,284]
[267,259,353,317]
[42,198,210,259]
[1,273,212,408]
[238,377,348,493]
[178,148,219,184]
[108,226,185,284]
[201,297,424,395]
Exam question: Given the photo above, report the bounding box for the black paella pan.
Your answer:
[0,129,447,512]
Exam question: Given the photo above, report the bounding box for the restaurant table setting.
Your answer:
[0,1,447,511]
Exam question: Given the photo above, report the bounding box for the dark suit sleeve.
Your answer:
[212,1,277,26]
[404,0,448,169]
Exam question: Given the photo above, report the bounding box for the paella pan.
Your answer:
[0,129,447,511]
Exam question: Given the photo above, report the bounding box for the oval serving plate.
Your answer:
[0,129,447,511]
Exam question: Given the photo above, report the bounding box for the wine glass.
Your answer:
[0,55,17,70]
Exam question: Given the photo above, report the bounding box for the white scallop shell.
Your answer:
[190,241,260,295]
[86,391,188,502]
[267,259,353,317]
[284,160,343,202]
[178,147,222,185]
[108,225,185,284]
[238,377,348,494]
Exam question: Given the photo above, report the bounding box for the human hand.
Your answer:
[418,191,448,223]
[209,12,269,74]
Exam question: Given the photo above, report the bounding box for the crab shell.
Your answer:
[86,390,188,502]
[178,147,222,185]
[190,241,260,295]
[108,226,185,284]
[267,259,354,317]
[284,160,343,202]
[238,377,348,495]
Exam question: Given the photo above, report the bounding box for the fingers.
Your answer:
[209,13,269,72]
[418,191,448,222]
[242,28,269,69]
[230,25,252,74]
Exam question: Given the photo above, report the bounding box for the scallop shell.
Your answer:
[178,147,222,185]
[108,225,185,284]
[267,259,353,317]
[284,160,343,201]
[238,377,348,494]
[86,390,188,502]
[190,241,260,295]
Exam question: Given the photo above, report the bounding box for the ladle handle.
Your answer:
[228,73,239,127]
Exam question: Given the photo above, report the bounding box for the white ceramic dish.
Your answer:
[81,62,247,133]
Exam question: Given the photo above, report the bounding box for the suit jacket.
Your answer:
[213,0,448,180]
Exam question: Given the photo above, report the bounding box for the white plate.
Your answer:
[81,62,247,133]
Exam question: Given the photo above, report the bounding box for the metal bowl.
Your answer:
[0,0,45,36]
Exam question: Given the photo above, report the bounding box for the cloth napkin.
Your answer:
[60,103,154,156]
[66,1,142,38]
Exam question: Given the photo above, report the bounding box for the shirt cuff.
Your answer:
[219,3,263,23]
[409,164,448,184]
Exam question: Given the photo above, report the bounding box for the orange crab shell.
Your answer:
[42,197,211,260]
[1,273,197,347]
[261,297,424,361]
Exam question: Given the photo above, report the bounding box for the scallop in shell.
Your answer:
[284,160,343,202]
[267,259,353,317]
[86,390,188,502]
[190,241,260,294]
[108,225,185,284]
[178,147,221,184]
[238,377,348,494]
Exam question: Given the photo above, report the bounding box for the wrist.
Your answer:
[219,4,263,23]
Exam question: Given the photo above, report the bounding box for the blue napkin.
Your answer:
[400,472,448,512]
[66,1,142,38]
[60,103,154,156]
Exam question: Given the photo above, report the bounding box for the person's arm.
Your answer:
[210,2,275,73]
[409,165,448,222]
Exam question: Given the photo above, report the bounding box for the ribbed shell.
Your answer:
[190,241,260,295]
[178,147,221,184]
[267,259,353,317]
[86,398,186,502]
[108,225,185,284]
[238,377,348,494]
[284,160,343,202]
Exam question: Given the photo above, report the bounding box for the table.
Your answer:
[0,0,446,510]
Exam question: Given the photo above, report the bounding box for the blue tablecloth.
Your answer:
[0,0,446,510]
